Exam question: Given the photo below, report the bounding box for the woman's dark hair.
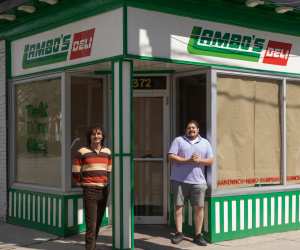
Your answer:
[186,120,200,129]
[86,126,105,146]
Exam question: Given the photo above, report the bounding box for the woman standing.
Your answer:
[72,126,112,250]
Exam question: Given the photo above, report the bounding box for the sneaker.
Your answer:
[193,234,207,246]
[171,232,184,244]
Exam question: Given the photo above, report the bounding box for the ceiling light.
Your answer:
[17,5,36,14]
[275,6,294,14]
[38,0,58,5]
[245,0,265,8]
[0,14,16,21]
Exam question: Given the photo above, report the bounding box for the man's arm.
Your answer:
[191,154,213,166]
[168,153,192,164]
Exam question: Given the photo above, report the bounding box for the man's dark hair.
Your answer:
[86,126,105,146]
[186,120,200,129]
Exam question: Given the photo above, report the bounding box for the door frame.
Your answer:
[133,74,170,224]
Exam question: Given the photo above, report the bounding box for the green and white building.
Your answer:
[1,0,300,249]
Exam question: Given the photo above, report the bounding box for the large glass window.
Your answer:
[71,76,104,187]
[15,78,61,187]
[287,81,300,184]
[217,75,281,189]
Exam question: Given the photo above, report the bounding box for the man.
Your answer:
[168,120,213,246]
[72,126,112,250]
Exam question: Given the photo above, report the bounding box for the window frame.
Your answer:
[211,69,300,197]
[9,72,65,193]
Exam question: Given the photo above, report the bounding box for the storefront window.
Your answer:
[287,81,300,184]
[71,76,103,187]
[15,78,61,187]
[217,75,281,189]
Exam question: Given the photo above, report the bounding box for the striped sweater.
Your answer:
[72,147,112,187]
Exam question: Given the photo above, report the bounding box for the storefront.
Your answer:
[1,0,300,249]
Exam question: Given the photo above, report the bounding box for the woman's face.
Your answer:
[90,129,103,145]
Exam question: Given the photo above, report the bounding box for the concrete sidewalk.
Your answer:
[1,223,300,250]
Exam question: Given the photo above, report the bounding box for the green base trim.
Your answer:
[8,188,110,237]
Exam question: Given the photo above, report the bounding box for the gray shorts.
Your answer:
[171,180,207,207]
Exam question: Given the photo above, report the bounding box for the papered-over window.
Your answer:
[287,81,300,184]
[15,78,61,187]
[217,75,281,189]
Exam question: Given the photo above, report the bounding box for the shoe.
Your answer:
[193,233,207,246]
[171,232,184,244]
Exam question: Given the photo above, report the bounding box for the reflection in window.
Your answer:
[217,75,281,188]
[15,78,61,187]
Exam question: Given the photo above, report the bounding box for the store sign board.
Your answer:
[12,8,123,76]
[127,7,300,74]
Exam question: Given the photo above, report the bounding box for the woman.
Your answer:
[72,126,112,250]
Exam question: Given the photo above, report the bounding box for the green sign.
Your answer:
[187,26,266,62]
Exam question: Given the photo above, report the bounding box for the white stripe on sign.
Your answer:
[278,196,282,225]
[232,200,236,232]
[224,201,228,233]
[292,195,296,223]
[263,198,267,227]
[285,196,289,224]
[240,200,244,230]
[78,198,84,225]
[248,199,252,229]
[255,199,260,228]
[271,197,275,226]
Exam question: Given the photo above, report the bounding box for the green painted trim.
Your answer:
[118,60,124,248]
[134,70,175,74]
[114,153,131,156]
[111,61,116,250]
[5,40,12,79]
[123,5,128,56]
[126,53,300,79]
[129,59,134,250]
[7,188,109,237]
[10,55,123,80]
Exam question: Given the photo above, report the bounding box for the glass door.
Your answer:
[133,94,168,224]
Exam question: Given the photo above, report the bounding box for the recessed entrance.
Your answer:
[133,75,169,224]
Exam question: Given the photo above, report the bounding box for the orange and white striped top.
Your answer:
[72,147,112,187]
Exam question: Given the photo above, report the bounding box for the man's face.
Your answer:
[185,123,199,139]
[90,129,103,145]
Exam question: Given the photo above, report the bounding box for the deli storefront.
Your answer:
[1,1,300,249]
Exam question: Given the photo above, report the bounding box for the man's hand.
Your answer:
[191,153,213,166]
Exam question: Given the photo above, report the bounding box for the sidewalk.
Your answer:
[1,223,300,250]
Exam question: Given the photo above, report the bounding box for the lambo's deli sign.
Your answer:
[23,28,95,69]
[187,26,292,66]
[127,7,300,74]
[11,8,123,77]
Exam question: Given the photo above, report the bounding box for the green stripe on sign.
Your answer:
[188,43,261,62]
[22,52,68,69]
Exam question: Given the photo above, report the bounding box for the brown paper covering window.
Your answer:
[217,75,281,188]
